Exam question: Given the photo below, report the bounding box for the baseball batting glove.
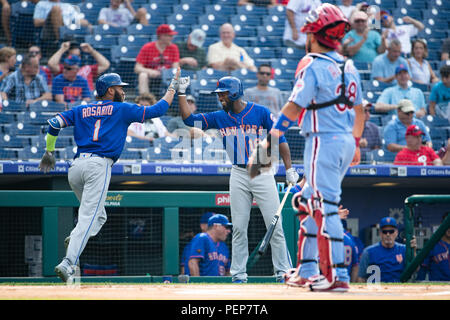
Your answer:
[168,77,179,92]
[247,133,277,179]
[39,150,56,173]
[286,168,299,185]
[178,76,191,95]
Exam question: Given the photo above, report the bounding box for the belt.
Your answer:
[235,164,247,169]
[76,152,105,159]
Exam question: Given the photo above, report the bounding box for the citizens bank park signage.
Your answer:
[215,194,257,206]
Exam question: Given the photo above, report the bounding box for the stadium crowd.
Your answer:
[0,0,448,166]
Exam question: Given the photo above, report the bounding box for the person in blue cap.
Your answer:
[180,211,216,275]
[357,216,416,283]
[186,214,232,276]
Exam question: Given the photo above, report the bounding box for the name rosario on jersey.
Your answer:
[82,105,114,118]
[208,251,229,264]
[219,124,265,137]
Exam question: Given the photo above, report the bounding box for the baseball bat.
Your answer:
[257,183,293,256]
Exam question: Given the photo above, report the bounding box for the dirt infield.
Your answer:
[1,283,449,300]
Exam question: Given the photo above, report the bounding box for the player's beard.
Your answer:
[113,89,124,102]
[306,36,312,54]
[222,100,233,113]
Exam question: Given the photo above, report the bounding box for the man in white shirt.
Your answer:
[207,23,256,72]
[98,0,148,28]
[33,0,92,42]
[338,0,356,20]
[283,0,322,49]
[380,9,424,56]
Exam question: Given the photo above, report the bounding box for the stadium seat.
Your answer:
[10,0,38,48]
[0,134,29,148]
[279,47,306,60]
[167,24,192,37]
[93,24,124,36]
[118,34,150,49]
[84,34,118,49]
[255,36,283,48]
[198,13,229,26]
[29,101,66,114]
[230,68,257,81]
[231,14,261,27]
[245,47,277,60]
[271,58,299,72]
[393,8,422,20]
[1,101,26,113]
[111,45,141,62]
[268,5,286,17]
[257,25,284,38]
[166,13,198,26]
[18,146,41,161]
[17,112,49,126]
[147,145,171,161]
[192,24,220,37]
[59,25,91,43]
[173,3,204,15]
[143,3,173,16]
[9,123,43,136]
[262,15,285,28]
[0,149,18,160]
[55,136,74,148]
[233,25,257,37]
[59,127,74,136]
[236,4,268,16]
[204,4,236,16]
[119,150,143,161]
[284,127,304,162]
[196,68,228,81]
[0,113,16,124]
[269,80,292,92]
[125,136,152,149]
[64,146,77,159]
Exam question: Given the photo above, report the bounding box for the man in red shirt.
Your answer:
[135,24,180,96]
[394,125,443,166]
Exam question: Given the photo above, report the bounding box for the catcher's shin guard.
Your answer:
[312,197,335,285]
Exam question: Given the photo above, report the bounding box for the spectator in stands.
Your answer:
[207,23,257,72]
[0,46,16,85]
[167,94,205,139]
[283,0,322,49]
[416,212,450,281]
[187,214,231,277]
[98,0,148,28]
[243,63,284,118]
[383,99,432,153]
[47,41,111,92]
[371,39,409,85]
[127,92,174,142]
[441,38,450,67]
[175,29,207,72]
[393,125,443,166]
[374,64,427,117]
[238,0,278,6]
[359,101,382,161]
[180,211,216,275]
[429,65,450,117]
[338,0,356,20]
[380,9,424,56]
[407,39,439,86]
[33,0,93,44]
[27,45,53,88]
[0,0,12,46]
[135,24,180,95]
[341,10,386,63]
[357,217,416,283]
[437,139,450,165]
[0,54,51,106]
[51,55,91,105]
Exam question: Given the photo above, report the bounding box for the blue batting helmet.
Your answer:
[95,73,129,97]
[213,76,243,101]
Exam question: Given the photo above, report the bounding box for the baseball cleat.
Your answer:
[284,268,310,288]
[54,259,75,283]
[310,281,350,292]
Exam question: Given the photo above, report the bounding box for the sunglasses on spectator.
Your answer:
[354,19,367,23]
[64,65,76,70]
[29,50,40,55]
[381,229,396,235]
[258,72,271,76]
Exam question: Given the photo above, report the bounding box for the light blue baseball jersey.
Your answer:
[289,52,363,135]
[376,85,426,115]
[371,53,410,85]
[383,117,431,147]
[183,102,287,165]
[187,232,230,276]
[57,99,170,161]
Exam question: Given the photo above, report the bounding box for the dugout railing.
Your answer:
[0,190,296,278]
[401,194,450,282]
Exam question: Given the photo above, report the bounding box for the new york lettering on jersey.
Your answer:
[57,100,146,161]
[188,102,285,164]
[290,52,363,134]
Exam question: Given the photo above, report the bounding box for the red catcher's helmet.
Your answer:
[300,3,350,49]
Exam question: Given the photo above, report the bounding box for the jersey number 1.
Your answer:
[93,119,101,141]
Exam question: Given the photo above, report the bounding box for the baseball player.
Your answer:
[249,3,365,291]
[187,214,232,276]
[177,76,298,283]
[38,69,181,282]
